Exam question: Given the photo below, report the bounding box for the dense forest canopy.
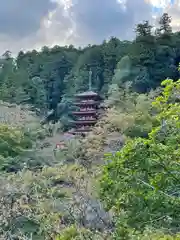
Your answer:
[0,13,179,118]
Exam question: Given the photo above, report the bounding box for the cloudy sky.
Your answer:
[0,0,178,54]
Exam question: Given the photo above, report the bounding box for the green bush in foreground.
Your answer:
[100,79,180,239]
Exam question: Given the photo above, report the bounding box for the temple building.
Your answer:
[69,70,100,135]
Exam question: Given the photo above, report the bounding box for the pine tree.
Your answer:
[157,13,172,35]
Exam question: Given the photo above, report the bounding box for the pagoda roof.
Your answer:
[74,101,98,106]
[70,120,97,124]
[72,110,96,115]
[75,91,98,97]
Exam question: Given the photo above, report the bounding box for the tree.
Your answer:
[135,20,153,37]
[158,13,172,35]
[0,124,32,172]
[101,37,123,94]
[112,56,132,86]
[0,13,180,119]
[100,79,180,238]
[133,66,151,92]
[14,87,30,105]
[30,76,47,112]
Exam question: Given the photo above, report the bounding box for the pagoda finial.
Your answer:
[89,69,92,91]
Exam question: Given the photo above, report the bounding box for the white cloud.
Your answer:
[145,0,172,8]
[148,0,180,32]
[164,0,180,31]
[0,0,179,55]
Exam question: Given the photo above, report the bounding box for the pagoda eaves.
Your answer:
[75,90,98,98]
[72,110,96,115]
[71,120,97,125]
[70,72,100,135]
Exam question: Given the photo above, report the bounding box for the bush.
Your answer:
[0,124,34,172]
[100,79,180,239]
[102,85,156,138]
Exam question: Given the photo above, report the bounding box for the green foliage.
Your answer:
[0,124,33,171]
[100,79,180,238]
[55,226,79,240]
[0,12,179,116]
[0,125,29,156]
[55,225,109,240]
[0,110,52,172]
[104,84,155,138]
[30,76,47,111]
[0,163,96,239]
[1,12,180,240]
[112,56,132,86]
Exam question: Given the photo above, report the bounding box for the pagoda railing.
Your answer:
[78,116,96,120]
[79,107,95,111]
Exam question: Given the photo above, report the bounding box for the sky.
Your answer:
[0,0,179,55]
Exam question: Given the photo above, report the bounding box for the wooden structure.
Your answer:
[69,69,101,135]
[69,90,100,135]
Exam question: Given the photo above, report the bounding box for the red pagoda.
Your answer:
[69,71,100,135]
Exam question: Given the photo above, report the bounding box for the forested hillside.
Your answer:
[0,13,179,114]
[0,13,180,239]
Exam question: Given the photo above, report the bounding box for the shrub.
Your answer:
[100,79,180,239]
